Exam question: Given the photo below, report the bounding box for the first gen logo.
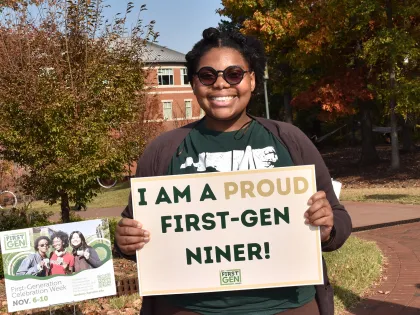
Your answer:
[4,233,28,250]
[220,269,241,286]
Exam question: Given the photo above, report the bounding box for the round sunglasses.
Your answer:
[194,66,250,86]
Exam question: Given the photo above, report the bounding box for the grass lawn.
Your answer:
[29,181,131,213]
[341,187,420,205]
[324,236,383,314]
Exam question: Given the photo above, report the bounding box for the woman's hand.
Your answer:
[305,191,334,242]
[115,218,150,256]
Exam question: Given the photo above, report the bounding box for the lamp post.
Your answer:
[263,63,270,119]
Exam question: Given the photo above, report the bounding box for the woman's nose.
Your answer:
[212,74,230,89]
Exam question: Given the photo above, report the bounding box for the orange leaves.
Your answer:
[292,69,374,118]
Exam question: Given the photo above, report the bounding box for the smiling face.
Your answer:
[70,233,81,247]
[52,237,63,251]
[37,240,49,256]
[192,47,255,131]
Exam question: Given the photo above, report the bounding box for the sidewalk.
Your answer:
[60,201,420,314]
[346,222,420,315]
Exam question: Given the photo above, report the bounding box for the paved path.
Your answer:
[57,201,420,314]
[346,222,420,315]
[342,201,420,230]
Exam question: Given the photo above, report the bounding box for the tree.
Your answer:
[0,0,159,222]
[219,0,420,168]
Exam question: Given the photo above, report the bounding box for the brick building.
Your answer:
[142,42,202,131]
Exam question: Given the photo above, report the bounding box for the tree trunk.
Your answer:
[359,103,380,165]
[402,116,414,151]
[60,191,71,223]
[282,63,293,124]
[390,107,400,169]
[283,88,293,124]
[387,0,400,170]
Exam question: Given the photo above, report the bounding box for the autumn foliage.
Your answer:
[0,0,159,221]
[292,69,375,118]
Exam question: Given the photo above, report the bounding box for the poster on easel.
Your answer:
[0,219,116,313]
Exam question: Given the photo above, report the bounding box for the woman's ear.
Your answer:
[250,72,256,92]
[191,81,197,95]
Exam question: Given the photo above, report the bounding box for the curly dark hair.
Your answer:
[185,27,266,89]
[34,236,50,251]
[51,231,69,249]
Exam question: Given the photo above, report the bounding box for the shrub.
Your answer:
[108,218,119,246]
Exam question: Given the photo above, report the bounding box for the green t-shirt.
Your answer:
[164,119,316,315]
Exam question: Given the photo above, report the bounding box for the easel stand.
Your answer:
[49,301,76,315]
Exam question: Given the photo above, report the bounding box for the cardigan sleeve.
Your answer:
[281,123,352,252]
[115,135,167,261]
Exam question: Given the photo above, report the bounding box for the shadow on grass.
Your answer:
[334,285,420,314]
[365,194,411,200]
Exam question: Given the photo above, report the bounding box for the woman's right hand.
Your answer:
[115,218,150,256]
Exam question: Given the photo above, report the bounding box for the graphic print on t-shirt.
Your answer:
[180,145,279,172]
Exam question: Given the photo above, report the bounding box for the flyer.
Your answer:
[130,165,324,296]
[0,219,116,313]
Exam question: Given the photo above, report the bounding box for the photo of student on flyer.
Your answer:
[69,231,102,272]
[48,231,74,275]
[15,236,51,277]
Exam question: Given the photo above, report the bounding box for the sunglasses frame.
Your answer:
[194,66,250,86]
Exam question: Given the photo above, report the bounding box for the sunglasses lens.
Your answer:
[225,66,244,85]
[198,68,217,85]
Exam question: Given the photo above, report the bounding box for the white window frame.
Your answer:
[200,108,205,117]
[162,101,173,120]
[180,68,189,85]
[158,68,174,86]
[185,99,192,118]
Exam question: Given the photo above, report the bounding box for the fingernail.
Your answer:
[137,223,143,229]
[143,231,149,237]
[307,199,313,205]
[144,237,150,242]
[304,212,308,218]
[305,219,309,224]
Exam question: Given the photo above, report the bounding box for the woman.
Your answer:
[115,28,352,315]
[69,231,102,272]
[16,236,50,277]
[49,231,74,275]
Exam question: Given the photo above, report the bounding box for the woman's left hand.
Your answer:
[84,250,90,260]
[305,191,334,242]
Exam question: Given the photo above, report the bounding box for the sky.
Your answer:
[104,0,226,54]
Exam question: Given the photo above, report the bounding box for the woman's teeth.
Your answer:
[211,96,235,101]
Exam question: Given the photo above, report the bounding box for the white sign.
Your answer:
[131,165,324,296]
[0,219,116,313]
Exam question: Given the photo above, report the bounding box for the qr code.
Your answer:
[97,273,112,288]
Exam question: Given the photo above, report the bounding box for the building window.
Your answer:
[163,101,172,120]
[180,68,189,85]
[200,108,205,117]
[185,100,192,118]
[158,68,174,85]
